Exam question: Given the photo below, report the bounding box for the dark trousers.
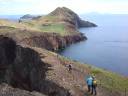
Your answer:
[91,85,97,95]
[87,85,91,92]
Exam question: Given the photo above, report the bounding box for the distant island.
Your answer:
[0,7,127,96]
[20,14,41,21]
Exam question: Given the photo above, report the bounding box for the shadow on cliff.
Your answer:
[0,35,70,96]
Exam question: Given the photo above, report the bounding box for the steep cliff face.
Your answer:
[19,33,86,51]
[0,35,70,96]
[1,29,86,51]
[0,35,16,68]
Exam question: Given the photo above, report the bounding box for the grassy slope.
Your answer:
[58,55,128,95]
[91,67,128,93]
[0,19,40,31]
[21,15,79,36]
[42,49,128,94]
[0,15,78,36]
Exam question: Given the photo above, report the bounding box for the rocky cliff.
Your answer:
[0,35,70,96]
[0,28,86,51]
[18,32,86,51]
[0,35,87,96]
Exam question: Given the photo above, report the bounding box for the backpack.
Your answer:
[93,80,97,86]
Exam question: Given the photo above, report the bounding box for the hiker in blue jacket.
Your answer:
[86,76,93,92]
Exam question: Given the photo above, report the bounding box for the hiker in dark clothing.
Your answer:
[91,76,97,95]
[18,19,21,23]
[68,64,72,72]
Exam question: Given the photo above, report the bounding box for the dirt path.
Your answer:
[33,48,116,96]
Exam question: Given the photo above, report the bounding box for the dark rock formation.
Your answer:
[0,35,70,96]
[78,20,97,27]
[0,83,46,96]
[49,7,97,28]
[0,35,16,68]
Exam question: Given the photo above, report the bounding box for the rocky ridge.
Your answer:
[48,7,97,28]
[0,35,70,96]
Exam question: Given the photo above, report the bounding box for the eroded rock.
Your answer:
[0,35,70,96]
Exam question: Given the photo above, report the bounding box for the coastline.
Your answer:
[0,7,127,96]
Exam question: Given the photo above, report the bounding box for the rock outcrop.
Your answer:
[0,35,70,96]
[0,83,46,96]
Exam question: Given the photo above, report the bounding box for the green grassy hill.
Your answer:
[20,7,96,36]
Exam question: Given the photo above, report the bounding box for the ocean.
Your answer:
[60,14,128,76]
[0,15,22,21]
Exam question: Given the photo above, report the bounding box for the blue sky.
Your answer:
[0,0,128,15]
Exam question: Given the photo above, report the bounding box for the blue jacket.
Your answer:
[86,77,93,86]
